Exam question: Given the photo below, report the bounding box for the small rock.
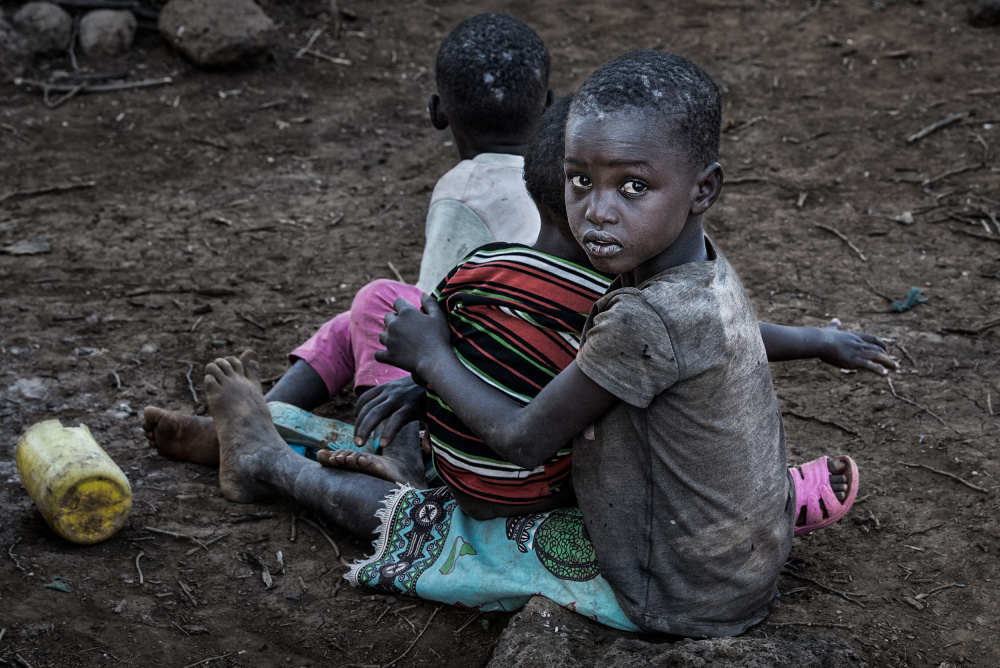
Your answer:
[158,0,275,68]
[0,12,30,82]
[968,0,1000,26]
[12,1,71,56]
[78,9,136,57]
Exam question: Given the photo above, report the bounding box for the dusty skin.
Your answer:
[2,1,999,666]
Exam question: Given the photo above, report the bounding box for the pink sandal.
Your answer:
[790,455,859,537]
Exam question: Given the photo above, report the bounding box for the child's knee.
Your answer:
[353,279,420,314]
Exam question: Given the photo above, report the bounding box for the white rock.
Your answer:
[79,9,136,58]
[158,0,275,68]
[12,1,71,56]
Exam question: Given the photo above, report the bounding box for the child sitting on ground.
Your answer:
[142,13,555,464]
[344,94,883,531]
[195,74,877,633]
[374,50,835,636]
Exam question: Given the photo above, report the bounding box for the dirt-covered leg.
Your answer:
[318,421,427,488]
[206,350,397,538]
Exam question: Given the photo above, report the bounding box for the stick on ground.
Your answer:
[0,181,97,205]
[14,76,173,95]
[383,604,442,668]
[782,410,858,436]
[907,112,969,144]
[814,223,867,262]
[297,516,341,558]
[783,572,867,607]
[897,461,988,493]
[887,377,946,426]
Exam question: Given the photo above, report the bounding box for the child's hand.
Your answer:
[375,294,451,377]
[818,318,899,375]
[354,376,426,448]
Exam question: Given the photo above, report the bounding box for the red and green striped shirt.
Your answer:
[428,243,612,505]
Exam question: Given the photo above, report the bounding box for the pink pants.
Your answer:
[290,279,423,398]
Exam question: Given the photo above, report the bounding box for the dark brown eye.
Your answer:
[622,180,647,195]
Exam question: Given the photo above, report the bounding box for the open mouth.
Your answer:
[581,230,623,258]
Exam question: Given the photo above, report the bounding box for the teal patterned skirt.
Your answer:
[346,485,642,632]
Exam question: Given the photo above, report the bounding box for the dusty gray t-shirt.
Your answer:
[573,238,794,638]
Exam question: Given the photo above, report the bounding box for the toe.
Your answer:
[827,457,847,475]
[239,350,261,382]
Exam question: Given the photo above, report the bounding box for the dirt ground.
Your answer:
[1,0,998,666]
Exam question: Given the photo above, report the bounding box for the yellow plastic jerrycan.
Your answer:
[15,420,132,544]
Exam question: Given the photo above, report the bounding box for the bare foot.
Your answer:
[317,449,426,489]
[142,407,220,466]
[205,350,288,504]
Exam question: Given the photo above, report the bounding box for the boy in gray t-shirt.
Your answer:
[377,51,812,636]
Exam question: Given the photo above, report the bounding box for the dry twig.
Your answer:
[865,279,894,302]
[297,516,341,558]
[887,378,946,426]
[387,261,405,283]
[14,76,173,96]
[922,163,983,187]
[186,363,198,403]
[182,653,231,668]
[145,526,210,551]
[178,580,200,607]
[940,315,1000,335]
[453,611,483,633]
[237,311,266,331]
[7,541,26,573]
[782,411,858,436]
[895,342,918,368]
[896,461,988,493]
[0,180,97,205]
[383,605,442,668]
[907,112,969,144]
[814,223,867,262]
[906,523,943,538]
[767,621,852,629]
[183,533,228,556]
[783,572,866,607]
[949,226,1000,244]
[135,551,145,585]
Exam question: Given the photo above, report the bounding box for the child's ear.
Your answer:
[428,93,449,131]
[691,162,723,215]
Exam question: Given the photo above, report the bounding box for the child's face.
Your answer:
[564,109,702,277]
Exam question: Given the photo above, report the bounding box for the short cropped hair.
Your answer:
[523,94,573,221]
[436,14,550,141]
[572,50,721,170]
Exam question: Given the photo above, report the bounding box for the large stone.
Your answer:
[12,1,71,56]
[78,9,136,57]
[487,597,868,668]
[158,0,275,68]
[968,0,1000,26]
[0,12,30,82]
